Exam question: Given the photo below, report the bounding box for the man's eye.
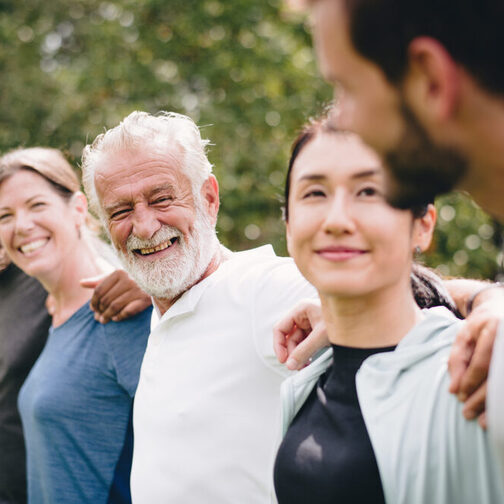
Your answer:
[0,213,12,222]
[110,209,130,219]
[153,197,173,205]
[31,201,46,209]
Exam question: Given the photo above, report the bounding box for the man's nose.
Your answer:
[331,91,355,132]
[131,208,161,241]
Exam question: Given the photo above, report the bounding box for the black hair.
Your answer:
[343,0,504,96]
[411,263,462,317]
[283,120,326,222]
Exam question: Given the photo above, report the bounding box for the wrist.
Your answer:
[466,282,504,315]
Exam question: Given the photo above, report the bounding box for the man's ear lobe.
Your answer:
[405,37,461,122]
[201,175,220,222]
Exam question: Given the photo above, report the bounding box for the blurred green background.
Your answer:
[0,0,502,280]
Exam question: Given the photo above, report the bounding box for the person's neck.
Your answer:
[457,88,504,219]
[40,247,105,327]
[320,282,424,349]
[153,244,232,316]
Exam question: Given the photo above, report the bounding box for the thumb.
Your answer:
[80,274,107,289]
[448,323,473,396]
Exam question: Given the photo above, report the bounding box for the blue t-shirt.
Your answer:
[18,302,151,504]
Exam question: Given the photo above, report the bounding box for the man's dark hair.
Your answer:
[344,0,504,96]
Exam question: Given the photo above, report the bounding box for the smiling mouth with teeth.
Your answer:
[19,238,49,254]
[135,237,178,256]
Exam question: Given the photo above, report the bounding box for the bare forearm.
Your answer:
[443,278,497,318]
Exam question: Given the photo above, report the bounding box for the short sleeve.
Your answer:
[251,258,317,375]
[101,307,152,397]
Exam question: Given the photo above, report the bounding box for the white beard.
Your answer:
[115,205,219,300]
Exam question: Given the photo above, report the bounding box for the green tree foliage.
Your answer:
[0,0,501,279]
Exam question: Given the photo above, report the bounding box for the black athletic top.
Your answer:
[274,343,396,504]
[0,264,50,504]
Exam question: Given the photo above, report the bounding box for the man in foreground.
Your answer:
[306,0,504,219]
[81,110,316,502]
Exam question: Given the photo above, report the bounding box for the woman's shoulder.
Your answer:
[400,306,463,349]
[100,306,153,338]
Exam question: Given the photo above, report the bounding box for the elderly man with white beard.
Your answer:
[81,111,316,503]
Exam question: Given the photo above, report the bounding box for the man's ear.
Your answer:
[200,175,220,225]
[403,37,461,123]
[412,204,437,253]
[70,191,88,228]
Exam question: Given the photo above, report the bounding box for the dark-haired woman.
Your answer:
[273,124,504,503]
[0,147,151,504]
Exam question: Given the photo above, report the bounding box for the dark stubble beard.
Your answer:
[384,101,469,209]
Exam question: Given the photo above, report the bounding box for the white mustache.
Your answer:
[126,226,182,252]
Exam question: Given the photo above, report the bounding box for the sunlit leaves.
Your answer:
[0,0,500,279]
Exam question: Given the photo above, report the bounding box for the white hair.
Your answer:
[81,111,213,218]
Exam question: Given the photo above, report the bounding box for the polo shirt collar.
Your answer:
[151,244,276,328]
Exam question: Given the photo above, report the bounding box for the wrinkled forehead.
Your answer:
[96,142,184,174]
[93,145,194,208]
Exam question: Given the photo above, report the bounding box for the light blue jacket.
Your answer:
[280,307,504,503]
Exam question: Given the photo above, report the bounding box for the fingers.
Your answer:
[80,274,107,289]
[286,323,328,370]
[89,270,151,323]
[273,321,305,364]
[273,299,322,364]
[285,328,310,368]
[448,300,502,430]
[90,271,123,314]
[462,382,487,422]
[111,298,153,323]
[273,300,313,364]
[273,316,298,363]
[458,318,497,399]
[96,290,135,323]
[448,322,475,395]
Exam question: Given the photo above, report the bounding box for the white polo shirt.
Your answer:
[131,246,316,503]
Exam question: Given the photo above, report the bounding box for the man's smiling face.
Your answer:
[94,146,218,300]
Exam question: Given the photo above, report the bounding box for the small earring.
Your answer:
[414,245,422,257]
